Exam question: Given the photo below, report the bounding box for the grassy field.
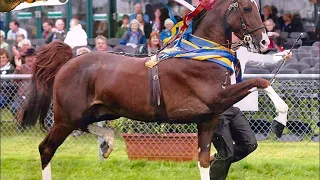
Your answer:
[1,132,319,180]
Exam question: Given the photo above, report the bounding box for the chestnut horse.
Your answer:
[20,0,270,179]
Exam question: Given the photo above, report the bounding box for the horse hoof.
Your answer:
[100,141,113,159]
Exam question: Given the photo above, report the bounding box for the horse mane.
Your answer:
[34,41,73,94]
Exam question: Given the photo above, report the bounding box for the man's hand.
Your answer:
[282,50,292,60]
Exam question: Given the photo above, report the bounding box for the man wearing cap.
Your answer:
[11,47,36,116]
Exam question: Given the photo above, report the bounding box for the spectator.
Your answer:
[76,47,91,56]
[138,31,162,56]
[116,15,130,38]
[280,13,304,33]
[13,39,31,68]
[0,48,15,109]
[160,19,174,42]
[64,18,88,48]
[42,19,54,43]
[270,5,280,29]
[310,0,320,40]
[11,47,36,116]
[95,35,108,51]
[261,5,272,22]
[0,48,15,75]
[136,12,152,39]
[11,33,25,60]
[145,4,154,23]
[7,20,28,40]
[0,30,9,52]
[264,19,281,52]
[151,8,162,33]
[120,19,146,48]
[160,8,170,31]
[129,3,150,23]
[51,19,67,41]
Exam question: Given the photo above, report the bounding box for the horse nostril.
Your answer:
[261,40,266,45]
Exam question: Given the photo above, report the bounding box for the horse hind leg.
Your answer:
[87,123,115,159]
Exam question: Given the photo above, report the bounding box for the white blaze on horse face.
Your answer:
[260,32,270,52]
[198,161,210,180]
[251,0,259,11]
[42,162,52,180]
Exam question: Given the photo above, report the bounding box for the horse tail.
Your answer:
[19,41,73,129]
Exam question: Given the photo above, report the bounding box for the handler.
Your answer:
[209,33,292,180]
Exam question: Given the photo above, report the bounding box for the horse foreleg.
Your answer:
[197,119,218,180]
[39,124,73,180]
[217,78,270,112]
[261,86,288,137]
[87,124,115,159]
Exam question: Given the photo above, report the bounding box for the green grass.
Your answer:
[1,134,319,180]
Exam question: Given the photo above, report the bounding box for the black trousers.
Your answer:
[210,107,258,180]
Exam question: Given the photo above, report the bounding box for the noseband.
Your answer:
[225,0,266,45]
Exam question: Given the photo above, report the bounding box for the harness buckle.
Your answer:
[243,35,252,43]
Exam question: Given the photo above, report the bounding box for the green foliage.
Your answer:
[109,117,197,134]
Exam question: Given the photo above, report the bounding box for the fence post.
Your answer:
[97,121,104,161]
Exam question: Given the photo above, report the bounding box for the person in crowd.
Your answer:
[270,5,281,29]
[151,8,162,33]
[310,0,320,40]
[42,19,54,43]
[116,15,130,38]
[138,31,162,56]
[64,18,88,48]
[11,33,25,64]
[0,30,9,52]
[280,13,304,33]
[76,47,91,56]
[0,48,15,75]
[145,4,154,23]
[120,19,146,48]
[10,47,36,116]
[0,48,15,109]
[7,20,28,40]
[129,3,150,23]
[209,32,292,179]
[160,19,175,42]
[264,19,281,52]
[136,12,152,39]
[160,7,170,31]
[51,19,67,41]
[261,5,273,22]
[13,39,32,68]
[95,35,108,51]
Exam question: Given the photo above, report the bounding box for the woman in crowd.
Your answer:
[280,13,304,33]
[11,47,36,116]
[0,30,9,52]
[138,31,162,56]
[136,12,152,39]
[0,48,15,109]
[160,18,174,42]
[151,8,162,33]
[264,19,281,52]
[13,39,32,68]
[120,19,146,48]
[116,15,130,38]
[261,5,273,22]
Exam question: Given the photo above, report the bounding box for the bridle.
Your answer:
[224,0,266,50]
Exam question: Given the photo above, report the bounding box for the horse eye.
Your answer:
[244,7,252,12]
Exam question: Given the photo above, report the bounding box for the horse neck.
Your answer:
[193,9,229,47]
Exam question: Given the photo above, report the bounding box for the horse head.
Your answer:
[195,0,269,53]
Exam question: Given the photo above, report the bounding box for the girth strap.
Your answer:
[149,65,168,121]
